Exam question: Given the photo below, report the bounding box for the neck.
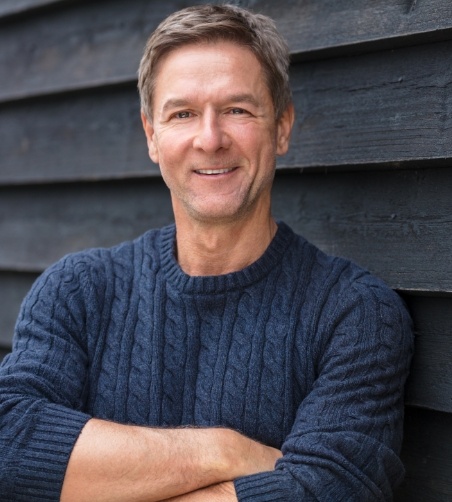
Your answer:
[174,213,277,276]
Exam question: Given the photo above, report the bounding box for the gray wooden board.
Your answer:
[2,0,452,102]
[4,38,452,184]
[0,179,174,272]
[255,0,452,60]
[0,0,68,18]
[395,407,452,501]
[286,38,452,170]
[0,0,212,102]
[403,296,452,414]
[0,85,158,184]
[1,169,451,293]
[272,169,452,293]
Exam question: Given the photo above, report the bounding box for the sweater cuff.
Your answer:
[234,470,299,501]
[14,403,91,500]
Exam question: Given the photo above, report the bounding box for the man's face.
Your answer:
[142,41,293,225]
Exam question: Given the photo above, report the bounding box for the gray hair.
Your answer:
[138,3,292,121]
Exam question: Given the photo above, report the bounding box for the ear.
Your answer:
[141,111,159,164]
[276,103,295,156]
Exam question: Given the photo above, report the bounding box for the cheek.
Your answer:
[230,125,268,156]
[155,129,191,161]
[243,131,277,167]
[150,134,173,167]
[155,146,181,185]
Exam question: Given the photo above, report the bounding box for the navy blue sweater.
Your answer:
[0,222,413,501]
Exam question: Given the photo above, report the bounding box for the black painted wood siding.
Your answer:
[0,1,451,500]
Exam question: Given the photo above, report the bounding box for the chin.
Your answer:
[188,206,246,224]
[185,199,241,219]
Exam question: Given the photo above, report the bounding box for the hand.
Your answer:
[162,433,281,501]
[229,432,282,477]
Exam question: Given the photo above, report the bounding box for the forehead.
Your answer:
[154,41,266,89]
[161,41,262,72]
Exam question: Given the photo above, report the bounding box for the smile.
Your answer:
[195,167,236,175]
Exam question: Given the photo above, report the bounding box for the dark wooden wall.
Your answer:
[1,1,451,499]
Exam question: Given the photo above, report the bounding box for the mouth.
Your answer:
[194,167,237,175]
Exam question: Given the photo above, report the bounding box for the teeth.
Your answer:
[195,168,235,175]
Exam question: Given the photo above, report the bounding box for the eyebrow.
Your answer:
[161,93,261,115]
[161,99,191,115]
[226,93,260,108]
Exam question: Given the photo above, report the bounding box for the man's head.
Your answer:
[139,4,294,229]
[138,3,292,121]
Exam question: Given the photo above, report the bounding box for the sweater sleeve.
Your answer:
[234,275,414,501]
[0,255,98,501]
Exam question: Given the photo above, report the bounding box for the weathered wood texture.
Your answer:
[396,407,452,501]
[0,86,157,184]
[288,40,452,171]
[2,0,452,103]
[0,0,69,18]
[0,0,205,102]
[274,169,452,293]
[0,180,173,272]
[404,296,452,414]
[264,0,452,59]
[3,37,452,184]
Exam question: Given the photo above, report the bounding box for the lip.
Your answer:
[194,167,237,175]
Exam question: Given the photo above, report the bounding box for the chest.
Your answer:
[86,283,314,447]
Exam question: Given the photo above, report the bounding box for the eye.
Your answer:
[229,108,246,115]
[173,111,192,119]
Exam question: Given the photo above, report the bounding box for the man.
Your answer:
[0,4,413,501]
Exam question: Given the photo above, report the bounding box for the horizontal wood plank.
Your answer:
[286,38,452,170]
[0,180,174,272]
[403,296,452,413]
[0,0,207,103]
[396,407,452,501]
[272,169,452,293]
[262,0,452,60]
[3,38,452,184]
[1,0,452,103]
[0,0,67,18]
[0,85,157,183]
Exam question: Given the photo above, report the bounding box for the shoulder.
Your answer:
[281,221,412,336]
[28,226,171,302]
[284,221,393,294]
[52,226,167,272]
[281,222,368,296]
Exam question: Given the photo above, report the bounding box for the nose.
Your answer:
[192,111,231,153]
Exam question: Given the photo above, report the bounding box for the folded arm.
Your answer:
[233,279,414,501]
[61,419,280,502]
[0,256,278,501]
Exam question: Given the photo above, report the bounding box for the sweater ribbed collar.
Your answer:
[159,221,295,295]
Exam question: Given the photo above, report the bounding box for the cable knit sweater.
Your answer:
[0,221,413,501]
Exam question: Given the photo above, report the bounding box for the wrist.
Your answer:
[205,428,241,480]
[212,428,252,479]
